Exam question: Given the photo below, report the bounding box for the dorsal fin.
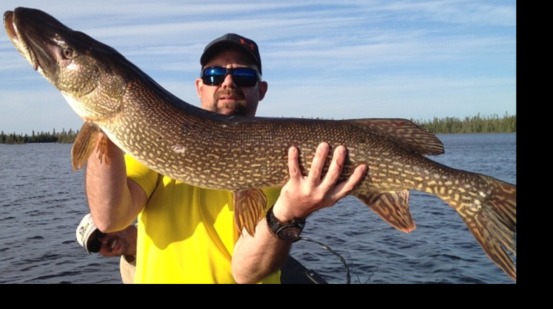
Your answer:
[345,118,444,155]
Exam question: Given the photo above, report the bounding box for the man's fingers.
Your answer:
[287,146,301,181]
[331,164,368,200]
[321,145,347,187]
[308,142,330,183]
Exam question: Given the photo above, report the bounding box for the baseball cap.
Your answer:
[76,213,99,254]
[200,33,262,74]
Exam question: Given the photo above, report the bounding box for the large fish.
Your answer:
[4,7,516,280]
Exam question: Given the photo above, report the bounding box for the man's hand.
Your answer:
[273,142,368,222]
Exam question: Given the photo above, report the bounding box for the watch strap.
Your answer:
[266,205,306,242]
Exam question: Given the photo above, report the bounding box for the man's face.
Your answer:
[196,49,267,117]
[95,227,136,257]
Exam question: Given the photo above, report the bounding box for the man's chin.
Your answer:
[219,109,236,115]
[219,107,247,117]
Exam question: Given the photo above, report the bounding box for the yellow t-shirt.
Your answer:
[126,155,281,283]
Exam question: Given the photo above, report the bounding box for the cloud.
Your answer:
[0,0,516,134]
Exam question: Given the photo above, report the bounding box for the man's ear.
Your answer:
[195,78,203,98]
[258,81,268,101]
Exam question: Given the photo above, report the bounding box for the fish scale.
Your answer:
[4,7,516,281]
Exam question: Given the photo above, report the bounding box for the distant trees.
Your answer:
[0,113,517,144]
[412,113,516,134]
[0,128,78,144]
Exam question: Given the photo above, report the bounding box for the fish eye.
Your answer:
[61,47,74,59]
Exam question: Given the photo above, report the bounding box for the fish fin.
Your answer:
[356,190,416,233]
[71,122,104,170]
[453,176,516,280]
[346,118,444,155]
[234,189,267,237]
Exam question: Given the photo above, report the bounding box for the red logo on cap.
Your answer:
[240,38,255,51]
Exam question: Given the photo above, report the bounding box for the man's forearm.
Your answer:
[85,135,141,232]
[231,209,292,284]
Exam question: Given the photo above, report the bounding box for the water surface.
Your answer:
[0,133,516,284]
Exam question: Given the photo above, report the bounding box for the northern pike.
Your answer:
[4,7,516,280]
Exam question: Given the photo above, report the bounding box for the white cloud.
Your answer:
[0,0,516,134]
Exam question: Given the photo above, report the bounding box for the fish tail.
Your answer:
[447,174,516,280]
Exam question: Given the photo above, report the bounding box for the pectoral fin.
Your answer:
[233,189,267,237]
[356,190,416,233]
[71,122,106,170]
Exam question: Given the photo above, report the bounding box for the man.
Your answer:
[85,33,367,283]
[76,213,327,284]
[76,213,136,284]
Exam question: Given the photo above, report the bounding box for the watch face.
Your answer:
[278,226,301,241]
[266,206,304,241]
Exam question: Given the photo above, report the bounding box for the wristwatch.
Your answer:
[266,205,306,242]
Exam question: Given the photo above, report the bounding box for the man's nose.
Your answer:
[221,73,236,88]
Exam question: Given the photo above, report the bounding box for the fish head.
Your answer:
[3,7,127,121]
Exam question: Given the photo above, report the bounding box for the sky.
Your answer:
[0,0,516,135]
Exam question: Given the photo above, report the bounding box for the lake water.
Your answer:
[0,133,516,284]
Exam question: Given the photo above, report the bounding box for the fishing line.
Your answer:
[298,236,351,284]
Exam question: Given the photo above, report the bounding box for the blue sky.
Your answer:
[0,0,516,135]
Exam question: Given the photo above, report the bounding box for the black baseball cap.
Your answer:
[200,33,262,74]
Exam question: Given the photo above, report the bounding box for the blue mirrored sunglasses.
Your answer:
[201,66,260,87]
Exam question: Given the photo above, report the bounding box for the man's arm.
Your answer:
[231,142,368,283]
[85,134,146,232]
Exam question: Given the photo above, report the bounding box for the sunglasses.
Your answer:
[201,66,260,87]
[88,231,106,253]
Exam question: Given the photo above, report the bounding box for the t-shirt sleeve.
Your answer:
[262,187,281,212]
[125,154,159,197]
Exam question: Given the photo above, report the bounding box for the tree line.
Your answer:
[411,112,516,134]
[0,128,77,144]
[0,113,516,144]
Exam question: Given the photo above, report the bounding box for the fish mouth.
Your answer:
[3,10,39,71]
[3,7,67,78]
[3,11,16,39]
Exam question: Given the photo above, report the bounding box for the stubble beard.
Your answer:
[213,89,248,116]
